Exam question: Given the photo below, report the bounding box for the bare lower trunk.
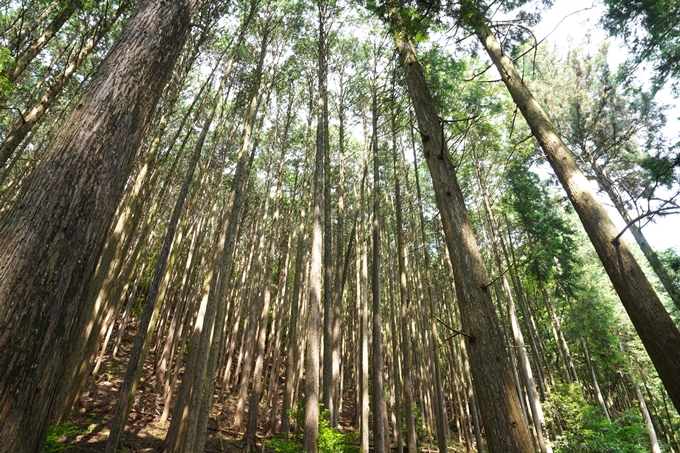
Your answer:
[387,23,533,451]
[0,1,199,451]
[475,20,680,412]
[635,381,662,453]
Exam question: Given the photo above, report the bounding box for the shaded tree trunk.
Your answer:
[0,1,200,451]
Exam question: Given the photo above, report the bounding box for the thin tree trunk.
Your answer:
[391,97,417,453]
[474,157,552,453]
[635,381,662,453]
[4,0,76,83]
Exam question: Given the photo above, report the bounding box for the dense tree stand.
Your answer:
[0,0,679,452]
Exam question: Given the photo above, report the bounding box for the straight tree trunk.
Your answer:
[370,85,388,453]
[304,2,327,450]
[473,18,680,412]
[5,0,60,58]
[0,1,200,451]
[635,381,662,453]
[386,11,534,451]
[4,0,76,83]
[391,101,417,453]
[474,158,552,453]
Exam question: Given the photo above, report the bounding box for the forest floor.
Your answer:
[54,318,468,452]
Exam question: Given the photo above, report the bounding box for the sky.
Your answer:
[526,0,680,252]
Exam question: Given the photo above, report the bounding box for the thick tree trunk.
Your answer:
[475,21,680,412]
[388,24,534,452]
[0,1,200,451]
[581,148,680,311]
[474,159,552,453]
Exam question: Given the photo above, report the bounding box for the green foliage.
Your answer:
[545,384,647,453]
[318,411,359,453]
[43,423,81,452]
[265,407,358,453]
[0,46,15,95]
[601,0,680,88]
[266,436,302,453]
[659,248,680,296]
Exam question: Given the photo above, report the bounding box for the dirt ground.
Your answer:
[54,318,465,453]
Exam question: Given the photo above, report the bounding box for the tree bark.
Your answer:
[474,19,680,412]
[0,1,200,451]
[387,15,534,452]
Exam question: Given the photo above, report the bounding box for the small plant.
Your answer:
[43,423,81,453]
[265,406,359,453]
[318,410,358,453]
[545,383,647,453]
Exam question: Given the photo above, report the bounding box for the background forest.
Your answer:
[0,0,679,452]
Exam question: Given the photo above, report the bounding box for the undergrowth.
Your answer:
[266,404,359,453]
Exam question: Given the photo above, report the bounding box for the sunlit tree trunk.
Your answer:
[474,19,680,412]
[3,0,76,84]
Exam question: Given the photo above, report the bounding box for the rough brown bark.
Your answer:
[0,1,200,451]
[387,15,534,452]
[474,20,680,412]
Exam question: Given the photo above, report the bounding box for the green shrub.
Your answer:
[545,384,647,453]
[43,423,80,453]
[265,406,358,453]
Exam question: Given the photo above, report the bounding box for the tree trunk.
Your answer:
[386,17,534,451]
[474,20,680,412]
[105,54,224,452]
[474,157,552,453]
[0,1,200,451]
[4,0,76,84]
[370,84,388,453]
[392,94,417,453]
[635,381,662,453]
[303,2,327,450]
